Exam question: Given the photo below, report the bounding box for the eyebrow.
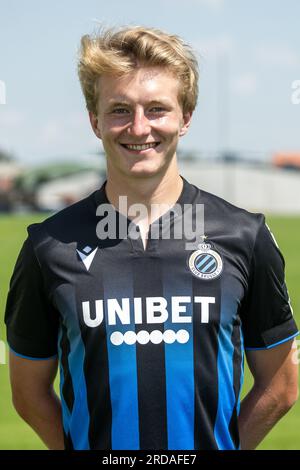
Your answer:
[107,100,131,107]
[107,98,174,108]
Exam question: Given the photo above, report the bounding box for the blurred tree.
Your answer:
[0,148,14,162]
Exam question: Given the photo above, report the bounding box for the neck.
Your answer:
[105,158,183,215]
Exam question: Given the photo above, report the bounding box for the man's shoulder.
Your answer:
[193,184,265,229]
[27,189,99,248]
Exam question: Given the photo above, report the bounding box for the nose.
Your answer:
[128,108,151,138]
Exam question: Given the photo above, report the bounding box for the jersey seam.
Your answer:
[27,230,60,306]
[243,214,265,299]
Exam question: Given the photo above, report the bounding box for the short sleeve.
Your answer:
[5,236,59,359]
[240,219,299,350]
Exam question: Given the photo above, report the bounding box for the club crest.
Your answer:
[188,243,223,280]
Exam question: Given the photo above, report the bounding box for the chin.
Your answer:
[123,160,165,178]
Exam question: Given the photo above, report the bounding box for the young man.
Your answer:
[5,26,299,451]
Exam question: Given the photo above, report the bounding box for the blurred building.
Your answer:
[36,171,104,211]
[1,154,300,215]
[272,152,300,171]
[180,160,300,214]
[12,160,106,212]
[0,162,23,212]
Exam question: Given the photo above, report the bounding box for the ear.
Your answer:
[89,111,102,140]
[179,112,193,137]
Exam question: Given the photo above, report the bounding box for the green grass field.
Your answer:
[0,214,299,450]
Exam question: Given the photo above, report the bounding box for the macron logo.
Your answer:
[76,245,98,271]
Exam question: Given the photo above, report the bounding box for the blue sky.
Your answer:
[0,0,300,163]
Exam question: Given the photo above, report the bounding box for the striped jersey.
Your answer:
[5,177,298,450]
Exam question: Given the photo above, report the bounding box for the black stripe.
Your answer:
[63,431,74,450]
[60,322,75,414]
[203,260,216,273]
[199,258,212,270]
[132,255,168,450]
[76,260,112,450]
[195,254,209,267]
[196,256,216,273]
[193,277,221,450]
[228,318,243,449]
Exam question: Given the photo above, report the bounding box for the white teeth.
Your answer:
[124,143,157,150]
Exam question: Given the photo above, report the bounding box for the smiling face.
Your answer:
[89,66,192,179]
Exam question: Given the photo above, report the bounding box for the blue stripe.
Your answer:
[214,325,236,449]
[57,327,71,438]
[196,254,210,269]
[54,285,90,450]
[237,326,244,416]
[103,265,139,450]
[163,263,194,450]
[201,258,216,273]
[214,289,238,450]
[245,331,299,350]
[9,347,57,361]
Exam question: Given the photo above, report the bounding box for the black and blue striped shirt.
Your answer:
[5,177,298,450]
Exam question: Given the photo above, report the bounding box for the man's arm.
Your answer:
[239,339,299,450]
[9,351,64,450]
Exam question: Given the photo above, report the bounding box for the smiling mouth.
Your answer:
[120,142,160,151]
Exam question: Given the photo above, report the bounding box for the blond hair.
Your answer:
[78,25,199,115]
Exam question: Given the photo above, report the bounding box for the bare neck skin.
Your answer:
[105,156,183,248]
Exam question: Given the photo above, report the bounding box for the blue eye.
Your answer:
[150,107,165,113]
[112,108,129,114]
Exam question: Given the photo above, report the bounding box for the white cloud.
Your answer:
[193,0,224,8]
[0,109,25,126]
[40,121,61,144]
[255,44,300,68]
[193,35,235,61]
[162,0,224,9]
[38,113,87,144]
[34,113,97,156]
[231,74,258,96]
[0,80,6,105]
